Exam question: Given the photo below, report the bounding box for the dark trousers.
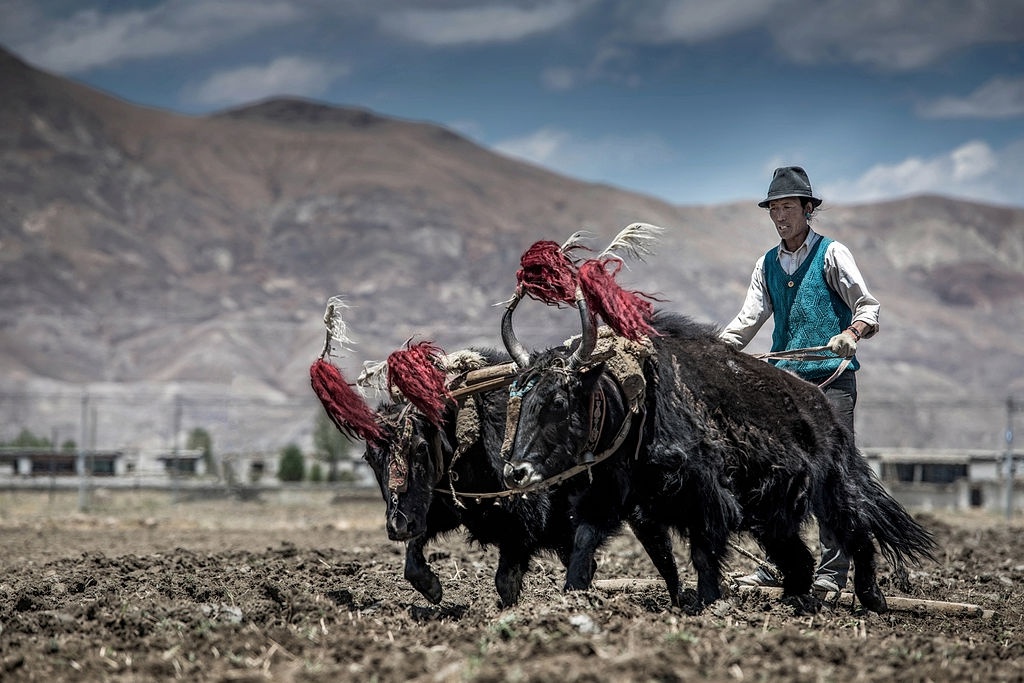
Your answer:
[814,370,857,587]
[822,369,857,437]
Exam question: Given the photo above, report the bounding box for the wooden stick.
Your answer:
[448,363,518,399]
[592,578,996,619]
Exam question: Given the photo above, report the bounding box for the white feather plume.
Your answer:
[598,222,664,262]
[560,230,593,253]
[356,359,388,394]
[322,295,356,349]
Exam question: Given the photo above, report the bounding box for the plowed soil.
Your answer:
[1,489,1021,682]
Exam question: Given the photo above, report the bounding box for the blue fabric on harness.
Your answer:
[764,236,859,381]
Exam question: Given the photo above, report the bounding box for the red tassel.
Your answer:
[310,359,385,445]
[516,240,581,306]
[386,341,452,427]
[578,258,659,341]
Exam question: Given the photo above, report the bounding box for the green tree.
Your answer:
[309,462,323,483]
[186,427,215,475]
[277,443,305,482]
[313,410,355,482]
[9,428,51,448]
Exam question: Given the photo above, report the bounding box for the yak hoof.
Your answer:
[679,588,706,615]
[856,586,888,614]
[781,592,822,615]
[410,573,443,604]
[497,572,525,608]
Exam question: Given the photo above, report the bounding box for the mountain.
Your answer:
[1,45,1022,454]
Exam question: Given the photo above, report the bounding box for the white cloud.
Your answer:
[618,0,1024,71]
[776,0,1024,71]
[183,56,350,108]
[821,139,1024,206]
[494,127,570,165]
[918,76,1024,119]
[492,126,674,181]
[626,0,781,44]
[4,0,302,73]
[378,1,591,46]
[541,66,578,91]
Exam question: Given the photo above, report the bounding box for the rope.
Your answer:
[436,406,642,502]
[753,345,853,390]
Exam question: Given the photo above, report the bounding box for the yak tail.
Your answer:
[855,468,938,568]
[827,430,938,569]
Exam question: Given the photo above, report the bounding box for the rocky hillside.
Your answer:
[1,45,1022,453]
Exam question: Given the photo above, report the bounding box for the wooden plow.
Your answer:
[591,578,996,619]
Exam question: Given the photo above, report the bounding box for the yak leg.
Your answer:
[679,472,738,614]
[629,514,682,608]
[404,534,443,604]
[564,523,608,592]
[761,531,820,615]
[686,529,726,614]
[847,534,888,613]
[495,547,531,607]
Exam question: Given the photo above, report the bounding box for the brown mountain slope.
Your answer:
[1,45,1022,453]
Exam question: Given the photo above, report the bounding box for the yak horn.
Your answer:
[567,287,597,370]
[501,291,530,368]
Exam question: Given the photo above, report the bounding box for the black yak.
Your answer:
[500,271,937,614]
[361,338,686,608]
[361,348,579,607]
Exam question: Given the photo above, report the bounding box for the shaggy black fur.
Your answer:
[363,348,582,608]
[363,346,686,608]
[504,311,938,614]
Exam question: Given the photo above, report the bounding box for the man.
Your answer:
[720,165,880,594]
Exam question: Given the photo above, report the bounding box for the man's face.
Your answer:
[768,198,809,245]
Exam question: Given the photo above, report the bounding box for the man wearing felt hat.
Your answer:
[721,165,881,596]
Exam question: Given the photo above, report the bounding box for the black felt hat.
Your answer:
[758,166,822,208]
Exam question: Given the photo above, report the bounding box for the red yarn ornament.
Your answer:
[577,258,659,342]
[386,341,452,427]
[516,240,581,306]
[310,358,385,445]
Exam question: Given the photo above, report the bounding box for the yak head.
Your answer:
[501,355,607,488]
[500,287,602,488]
[363,402,451,541]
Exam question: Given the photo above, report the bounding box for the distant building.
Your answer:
[864,448,1021,512]
[0,448,126,477]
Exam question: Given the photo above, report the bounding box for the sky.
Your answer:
[2,0,1023,208]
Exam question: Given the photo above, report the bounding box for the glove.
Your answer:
[827,331,858,358]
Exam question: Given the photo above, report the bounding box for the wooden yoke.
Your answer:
[448,362,519,401]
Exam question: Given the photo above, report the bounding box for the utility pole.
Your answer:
[78,390,89,512]
[1005,396,1018,520]
[172,394,182,504]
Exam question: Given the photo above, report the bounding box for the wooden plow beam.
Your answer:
[592,578,996,619]
[448,362,519,400]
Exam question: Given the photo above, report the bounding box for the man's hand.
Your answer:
[827,331,858,358]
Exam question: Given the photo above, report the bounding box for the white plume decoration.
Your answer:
[598,222,664,262]
[322,295,355,349]
[356,359,388,393]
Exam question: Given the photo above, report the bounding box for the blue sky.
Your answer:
[2,0,1023,208]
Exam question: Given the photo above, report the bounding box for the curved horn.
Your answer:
[567,287,597,371]
[501,291,531,368]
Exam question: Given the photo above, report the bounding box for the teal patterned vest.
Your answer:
[765,236,859,381]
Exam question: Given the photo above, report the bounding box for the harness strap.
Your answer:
[444,397,480,508]
[754,345,852,389]
[579,385,606,463]
[387,417,413,493]
[437,408,640,501]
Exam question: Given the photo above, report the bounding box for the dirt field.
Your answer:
[0,487,1021,682]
